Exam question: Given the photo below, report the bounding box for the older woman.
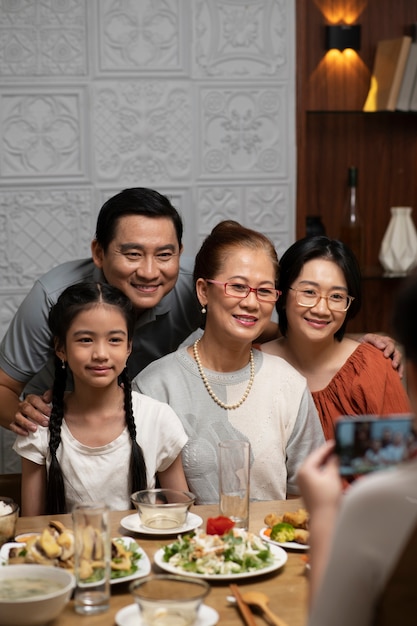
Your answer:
[134,221,324,504]
[261,236,411,439]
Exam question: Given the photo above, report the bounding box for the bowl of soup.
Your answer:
[0,564,75,626]
[131,489,196,530]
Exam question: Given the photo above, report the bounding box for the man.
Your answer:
[0,188,202,435]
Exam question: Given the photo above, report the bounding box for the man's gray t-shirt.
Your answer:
[0,256,202,396]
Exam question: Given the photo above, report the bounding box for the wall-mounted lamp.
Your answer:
[325,24,361,51]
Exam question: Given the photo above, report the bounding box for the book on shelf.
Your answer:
[409,52,417,111]
[396,42,417,110]
[363,36,412,112]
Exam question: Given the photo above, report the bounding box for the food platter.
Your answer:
[120,512,203,536]
[0,536,151,585]
[259,527,309,551]
[153,529,288,581]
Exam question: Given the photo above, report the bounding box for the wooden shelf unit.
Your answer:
[296,0,417,332]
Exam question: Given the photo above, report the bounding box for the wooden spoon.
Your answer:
[241,591,289,626]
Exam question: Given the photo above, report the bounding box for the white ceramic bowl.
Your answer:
[130,575,210,626]
[0,497,19,547]
[0,564,75,626]
[131,489,196,530]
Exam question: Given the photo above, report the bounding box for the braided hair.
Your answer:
[45,282,147,514]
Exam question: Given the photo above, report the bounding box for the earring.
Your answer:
[61,360,66,369]
[201,306,207,314]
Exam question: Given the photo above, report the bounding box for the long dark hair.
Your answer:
[277,236,362,341]
[46,282,147,514]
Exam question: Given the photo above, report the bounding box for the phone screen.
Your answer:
[334,415,416,476]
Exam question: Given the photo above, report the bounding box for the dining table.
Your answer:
[14,498,309,626]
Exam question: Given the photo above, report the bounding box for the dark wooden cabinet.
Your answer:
[296,0,417,332]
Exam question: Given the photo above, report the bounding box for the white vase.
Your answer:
[379,207,417,274]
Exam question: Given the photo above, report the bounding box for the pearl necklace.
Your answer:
[192,338,255,410]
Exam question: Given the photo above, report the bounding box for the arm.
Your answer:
[157,453,189,492]
[21,457,46,516]
[296,441,342,605]
[0,369,26,432]
[0,278,57,430]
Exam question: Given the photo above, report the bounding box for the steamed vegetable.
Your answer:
[270,522,295,543]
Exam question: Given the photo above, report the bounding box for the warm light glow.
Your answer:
[310,50,369,91]
[324,49,360,61]
[314,0,366,25]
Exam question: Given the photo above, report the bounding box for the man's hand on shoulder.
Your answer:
[13,390,52,436]
[360,332,403,378]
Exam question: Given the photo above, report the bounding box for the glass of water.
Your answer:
[72,502,111,615]
[218,440,250,530]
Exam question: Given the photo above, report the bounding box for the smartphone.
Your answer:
[334,415,416,476]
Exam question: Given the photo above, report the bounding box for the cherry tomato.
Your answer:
[206,516,235,535]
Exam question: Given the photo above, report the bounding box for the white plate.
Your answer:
[259,527,309,551]
[0,537,151,585]
[153,542,287,581]
[0,541,20,565]
[110,537,151,584]
[115,603,219,626]
[120,512,203,536]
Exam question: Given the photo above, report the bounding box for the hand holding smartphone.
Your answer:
[334,415,416,476]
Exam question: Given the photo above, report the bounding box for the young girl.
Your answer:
[13,282,188,515]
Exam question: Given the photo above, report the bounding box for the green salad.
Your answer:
[110,538,143,580]
[163,529,273,576]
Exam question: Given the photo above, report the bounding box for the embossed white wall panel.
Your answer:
[96,0,189,75]
[0,88,88,181]
[92,81,193,183]
[0,0,296,471]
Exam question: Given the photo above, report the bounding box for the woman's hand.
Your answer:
[297,441,343,605]
[297,440,342,513]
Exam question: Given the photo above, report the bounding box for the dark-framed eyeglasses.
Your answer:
[289,287,354,312]
[206,279,281,303]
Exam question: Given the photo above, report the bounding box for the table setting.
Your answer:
[0,441,309,625]
[0,498,308,626]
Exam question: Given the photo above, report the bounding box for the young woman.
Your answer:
[13,282,188,515]
[261,236,411,439]
[135,221,324,504]
[298,270,417,626]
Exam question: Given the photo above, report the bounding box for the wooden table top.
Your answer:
[15,499,309,626]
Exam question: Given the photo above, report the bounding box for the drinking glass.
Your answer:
[72,502,111,615]
[218,440,250,530]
